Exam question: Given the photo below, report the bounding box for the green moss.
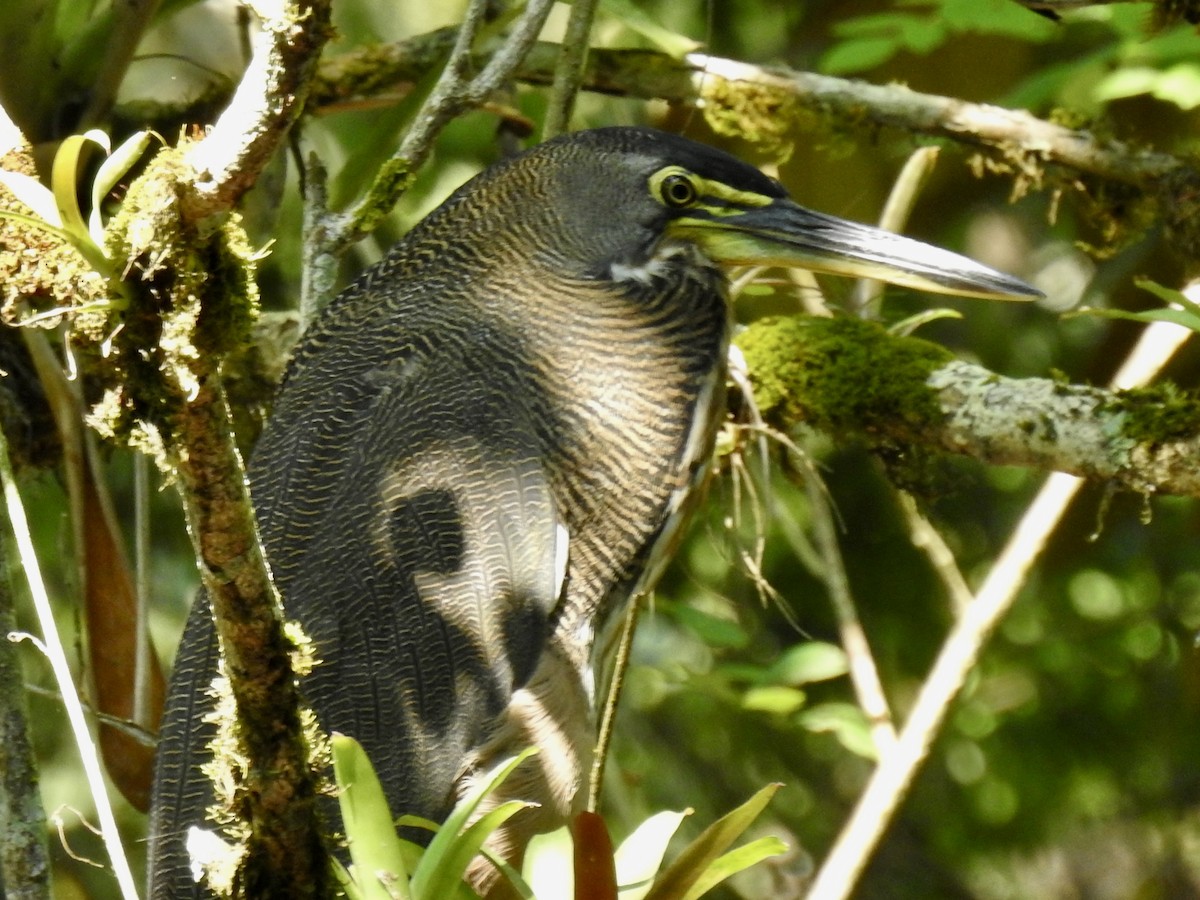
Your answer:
[1113,382,1200,448]
[0,143,108,327]
[701,78,816,163]
[79,145,259,453]
[735,315,954,435]
[352,158,415,236]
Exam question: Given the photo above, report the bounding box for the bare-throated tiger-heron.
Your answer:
[148,126,1039,897]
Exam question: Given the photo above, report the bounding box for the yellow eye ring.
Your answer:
[660,173,698,208]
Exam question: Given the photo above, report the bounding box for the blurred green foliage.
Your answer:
[4,1,1200,898]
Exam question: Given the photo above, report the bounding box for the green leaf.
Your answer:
[89,129,155,245]
[666,604,749,649]
[1094,62,1200,110]
[680,836,789,900]
[1135,277,1200,317]
[523,824,574,898]
[332,856,363,900]
[831,11,921,39]
[797,703,877,761]
[332,732,412,900]
[414,800,533,900]
[0,170,62,226]
[767,642,849,686]
[409,747,539,899]
[1092,66,1160,103]
[481,850,536,899]
[1067,306,1200,334]
[613,810,690,900]
[741,685,806,715]
[942,0,1056,40]
[644,784,780,900]
[820,37,903,75]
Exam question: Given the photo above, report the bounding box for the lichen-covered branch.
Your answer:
[118,26,1200,257]
[61,132,329,892]
[173,382,329,897]
[82,0,333,891]
[319,38,1200,254]
[307,36,1192,178]
[180,0,333,223]
[141,30,1200,213]
[926,361,1200,494]
[736,315,1200,498]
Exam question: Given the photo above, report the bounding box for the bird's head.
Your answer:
[480,126,1040,302]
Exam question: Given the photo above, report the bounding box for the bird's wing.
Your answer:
[255,333,566,818]
[149,333,565,898]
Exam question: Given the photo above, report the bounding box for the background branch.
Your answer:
[322,0,557,256]
[542,0,601,139]
[131,33,1200,221]
[803,311,1195,900]
[737,315,1200,499]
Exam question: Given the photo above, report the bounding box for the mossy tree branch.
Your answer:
[180,0,334,223]
[304,38,1200,255]
[736,315,1200,499]
[85,0,334,894]
[126,32,1200,210]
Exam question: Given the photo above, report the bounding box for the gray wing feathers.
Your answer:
[149,334,562,897]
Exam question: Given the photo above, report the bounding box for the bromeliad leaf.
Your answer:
[90,129,156,245]
[52,129,110,244]
[408,747,539,899]
[523,824,574,898]
[613,810,690,900]
[1067,278,1200,335]
[332,732,412,900]
[643,784,783,900]
[679,835,789,900]
[0,169,61,226]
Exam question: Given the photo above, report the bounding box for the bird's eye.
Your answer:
[660,173,698,208]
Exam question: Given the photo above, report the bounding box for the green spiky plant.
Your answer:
[331,734,787,900]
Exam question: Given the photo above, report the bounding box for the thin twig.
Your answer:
[79,0,164,128]
[588,595,642,812]
[22,682,157,747]
[542,0,600,139]
[325,0,557,258]
[895,493,974,618]
[133,453,152,730]
[799,467,897,757]
[851,147,940,317]
[298,151,333,329]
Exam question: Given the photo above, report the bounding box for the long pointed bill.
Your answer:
[671,198,1042,301]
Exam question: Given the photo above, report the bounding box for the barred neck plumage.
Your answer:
[506,259,731,666]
